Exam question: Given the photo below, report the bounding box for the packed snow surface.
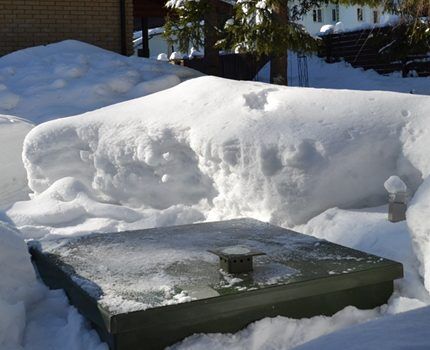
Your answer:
[0,40,201,124]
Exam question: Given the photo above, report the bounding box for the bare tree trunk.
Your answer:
[270,2,289,85]
[270,52,288,85]
[204,0,220,76]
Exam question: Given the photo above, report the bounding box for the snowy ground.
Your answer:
[256,53,430,96]
[1,41,430,350]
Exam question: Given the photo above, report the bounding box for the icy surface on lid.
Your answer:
[222,246,251,255]
[36,218,390,314]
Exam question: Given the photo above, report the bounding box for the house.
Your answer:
[298,3,385,35]
[0,0,166,57]
[0,0,390,59]
[140,2,388,59]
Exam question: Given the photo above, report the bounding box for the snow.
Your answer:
[319,24,335,34]
[384,175,407,194]
[407,178,430,293]
[334,21,344,33]
[222,246,251,255]
[0,115,34,209]
[23,290,108,350]
[318,16,400,36]
[0,222,39,350]
[380,14,400,27]
[172,306,378,350]
[0,39,201,217]
[8,76,429,240]
[1,39,430,349]
[0,221,107,350]
[0,40,201,124]
[170,51,184,60]
[296,206,430,303]
[157,53,169,61]
[189,47,204,58]
[295,306,430,350]
[255,53,430,95]
[5,75,430,349]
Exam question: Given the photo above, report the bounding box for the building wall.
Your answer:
[0,0,134,57]
[298,4,384,35]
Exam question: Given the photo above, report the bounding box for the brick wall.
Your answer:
[0,0,134,57]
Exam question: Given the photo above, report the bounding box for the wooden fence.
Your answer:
[181,53,268,81]
[318,27,430,77]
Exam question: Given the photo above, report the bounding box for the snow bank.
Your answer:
[0,40,201,124]
[407,179,430,292]
[401,110,430,293]
[8,76,429,238]
[0,222,39,349]
[295,306,430,350]
[0,115,34,209]
[172,306,378,350]
[0,221,107,349]
[23,289,107,350]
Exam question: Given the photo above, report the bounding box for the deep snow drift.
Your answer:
[0,40,201,124]
[0,39,201,213]
[9,76,429,237]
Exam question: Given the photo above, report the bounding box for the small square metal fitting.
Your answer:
[208,246,265,274]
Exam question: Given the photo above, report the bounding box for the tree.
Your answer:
[389,0,430,44]
[164,0,429,85]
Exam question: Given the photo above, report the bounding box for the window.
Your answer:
[313,9,323,23]
[373,10,379,24]
[357,8,363,21]
[332,5,340,22]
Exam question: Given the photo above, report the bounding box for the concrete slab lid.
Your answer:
[31,218,403,317]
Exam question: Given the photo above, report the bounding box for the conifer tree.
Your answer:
[164,0,429,85]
